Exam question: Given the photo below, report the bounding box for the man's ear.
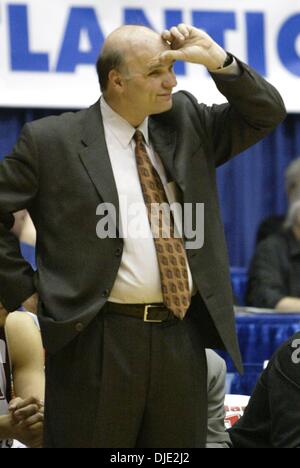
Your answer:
[108,69,124,92]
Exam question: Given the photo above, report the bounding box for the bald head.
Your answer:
[105,25,161,51]
[96,25,169,92]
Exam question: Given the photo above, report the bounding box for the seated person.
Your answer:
[229,331,300,448]
[206,349,231,448]
[256,157,300,245]
[0,307,44,448]
[246,198,300,311]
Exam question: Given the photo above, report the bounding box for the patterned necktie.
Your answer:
[133,130,191,319]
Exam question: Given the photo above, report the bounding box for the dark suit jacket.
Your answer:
[247,229,300,308]
[229,332,300,448]
[0,60,286,372]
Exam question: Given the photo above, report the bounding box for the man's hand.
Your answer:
[160,24,227,71]
[9,397,44,448]
[22,292,38,315]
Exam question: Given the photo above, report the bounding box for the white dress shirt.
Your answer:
[100,97,194,304]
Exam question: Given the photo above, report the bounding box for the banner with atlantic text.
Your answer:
[0,0,299,111]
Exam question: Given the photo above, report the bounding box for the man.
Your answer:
[246,158,300,310]
[255,157,300,245]
[229,331,300,448]
[247,197,300,311]
[0,24,285,447]
[0,308,44,448]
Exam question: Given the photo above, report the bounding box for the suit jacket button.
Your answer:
[102,289,110,298]
[75,322,84,332]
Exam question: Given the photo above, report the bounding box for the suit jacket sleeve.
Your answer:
[0,124,38,311]
[182,57,286,167]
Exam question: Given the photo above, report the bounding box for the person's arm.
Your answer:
[160,24,286,166]
[5,312,45,448]
[206,350,232,448]
[11,210,27,238]
[275,297,300,312]
[5,313,44,400]
[19,212,36,246]
[0,124,39,312]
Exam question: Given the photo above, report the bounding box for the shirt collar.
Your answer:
[100,96,149,148]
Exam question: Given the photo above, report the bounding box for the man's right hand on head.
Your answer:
[160,24,227,71]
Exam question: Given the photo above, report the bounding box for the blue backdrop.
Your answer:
[1,107,300,268]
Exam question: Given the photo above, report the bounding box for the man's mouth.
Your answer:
[158,93,172,99]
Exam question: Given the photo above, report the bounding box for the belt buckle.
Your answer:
[143,305,163,323]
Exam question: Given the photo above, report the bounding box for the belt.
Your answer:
[106,302,178,323]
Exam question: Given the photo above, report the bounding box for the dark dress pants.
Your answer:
[44,301,208,448]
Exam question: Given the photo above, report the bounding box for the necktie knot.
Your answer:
[133,130,144,145]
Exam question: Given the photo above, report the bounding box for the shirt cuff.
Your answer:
[209,58,241,78]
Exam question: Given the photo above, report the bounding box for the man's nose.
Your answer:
[163,71,177,89]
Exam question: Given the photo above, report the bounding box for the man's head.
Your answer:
[96,25,177,126]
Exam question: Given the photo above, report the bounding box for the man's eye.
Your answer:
[149,70,160,76]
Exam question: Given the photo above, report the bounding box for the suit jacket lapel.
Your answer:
[149,117,186,207]
[149,117,177,183]
[79,107,180,235]
[79,100,120,232]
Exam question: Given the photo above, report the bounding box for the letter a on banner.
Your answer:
[57,8,105,72]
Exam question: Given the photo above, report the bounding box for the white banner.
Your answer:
[0,0,300,111]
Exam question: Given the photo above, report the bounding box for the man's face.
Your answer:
[120,42,177,117]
